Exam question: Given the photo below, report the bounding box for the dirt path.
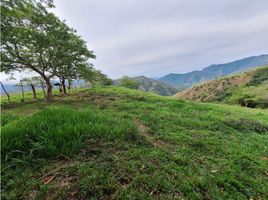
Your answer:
[134,119,173,150]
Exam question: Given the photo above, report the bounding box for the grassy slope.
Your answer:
[1,86,268,200]
[175,66,268,108]
[222,67,268,108]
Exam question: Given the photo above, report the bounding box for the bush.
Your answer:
[247,67,268,86]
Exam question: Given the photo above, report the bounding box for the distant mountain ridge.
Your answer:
[114,76,178,96]
[159,54,268,88]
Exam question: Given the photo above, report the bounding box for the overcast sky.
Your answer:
[1,0,268,82]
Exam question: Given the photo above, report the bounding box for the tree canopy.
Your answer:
[1,0,97,100]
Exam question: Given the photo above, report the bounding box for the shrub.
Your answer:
[247,68,268,86]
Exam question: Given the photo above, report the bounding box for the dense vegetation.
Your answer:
[1,87,268,199]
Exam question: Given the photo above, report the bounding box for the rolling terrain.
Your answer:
[1,87,268,199]
[175,66,268,108]
[159,54,268,88]
[114,76,179,96]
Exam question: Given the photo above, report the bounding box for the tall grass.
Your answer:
[1,106,140,164]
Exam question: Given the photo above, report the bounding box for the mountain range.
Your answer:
[2,54,268,97]
[158,54,268,88]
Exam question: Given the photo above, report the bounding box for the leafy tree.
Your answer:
[120,76,140,89]
[1,0,95,101]
[55,63,96,95]
[97,73,113,86]
[82,67,112,87]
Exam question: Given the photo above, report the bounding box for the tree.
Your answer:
[81,67,112,87]
[120,76,140,89]
[32,76,47,99]
[0,81,11,103]
[55,63,96,95]
[1,0,95,101]
[93,70,113,86]
[31,76,47,98]
[21,77,48,100]
[21,77,37,100]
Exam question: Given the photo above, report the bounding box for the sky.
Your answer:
[1,0,268,82]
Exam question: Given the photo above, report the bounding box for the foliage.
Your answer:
[246,67,268,86]
[82,68,112,86]
[1,0,95,100]
[119,76,140,89]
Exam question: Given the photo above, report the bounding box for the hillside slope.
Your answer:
[1,87,268,199]
[160,54,268,88]
[175,66,268,108]
[114,76,179,96]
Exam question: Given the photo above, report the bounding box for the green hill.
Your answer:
[1,87,268,199]
[175,66,268,108]
[114,76,179,96]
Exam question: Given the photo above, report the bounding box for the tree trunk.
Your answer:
[0,81,10,103]
[44,78,52,101]
[41,84,46,99]
[30,83,37,100]
[20,81,25,102]
[61,78,67,95]
[46,83,52,101]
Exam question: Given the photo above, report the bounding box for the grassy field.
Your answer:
[1,86,268,199]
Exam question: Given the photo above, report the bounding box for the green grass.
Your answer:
[220,67,268,108]
[1,86,268,199]
[222,84,268,108]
